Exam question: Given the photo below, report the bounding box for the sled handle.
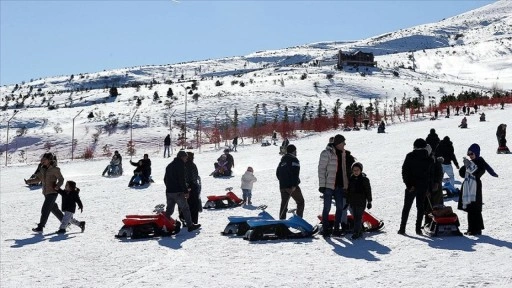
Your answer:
[225,187,233,191]
[257,205,268,211]
[153,204,165,213]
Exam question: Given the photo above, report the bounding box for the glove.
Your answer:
[366,202,372,210]
[79,207,83,213]
[455,164,460,170]
[318,187,325,193]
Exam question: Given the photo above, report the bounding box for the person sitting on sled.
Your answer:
[459,117,468,128]
[102,150,123,176]
[129,154,152,185]
[213,155,230,177]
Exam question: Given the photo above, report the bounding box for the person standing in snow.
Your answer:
[25,153,64,233]
[346,162,372,240]
[398,138,433,235]
[425,128,440,152]
[318,134,355,237]
[496,124,507,147]
[435,136,460,188]
[458,144,498,236]
[56,180,85,234]
[424,145,445,227]
[164,150,201,232]
[241,166,257,205]
[164,134,171,158]
[179,152,201,225]
[276,144,305,220]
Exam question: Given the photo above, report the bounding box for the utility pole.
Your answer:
[71,109,84,160]
[130,109,138,160]
[5,110,20,166]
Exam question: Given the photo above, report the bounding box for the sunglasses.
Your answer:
[467,152,474,156]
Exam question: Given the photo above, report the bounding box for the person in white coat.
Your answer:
[241,167,257,205]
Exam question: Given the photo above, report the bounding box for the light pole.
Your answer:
[130,109,138,160]
[71,109,84,160]
[214,107,224,149]
[5,110,20,166]
[169,109,176,156]
[184,86,188,149]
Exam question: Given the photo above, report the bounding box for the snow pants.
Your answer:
[59,211,81,230]
[279,186,304,220]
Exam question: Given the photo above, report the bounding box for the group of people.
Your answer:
[26,153,86,234]
[398,128,498,236]
[211,149,235,177]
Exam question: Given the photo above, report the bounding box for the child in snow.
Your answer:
[241,167,257,205]
[56,180,85,234]
[346,162,372,240]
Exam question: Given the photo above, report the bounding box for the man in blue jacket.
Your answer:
[276,145,305,220]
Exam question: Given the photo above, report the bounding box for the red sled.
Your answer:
[423,206,462,237]
[317,211,384,232]
[115,204,181,239]
[203,187,244,209]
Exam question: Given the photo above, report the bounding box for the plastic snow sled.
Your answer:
[203,187,244,209]
[423,206,462,237]
[243,209,319,241]
[442,179,461,198]
[115,204,181,239]
[317,211,385,233]
[222,205,274,236]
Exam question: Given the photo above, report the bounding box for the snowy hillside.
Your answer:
[0,0,511,163]
[1,105,511,288]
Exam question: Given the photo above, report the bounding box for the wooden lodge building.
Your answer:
[337,51,376,69]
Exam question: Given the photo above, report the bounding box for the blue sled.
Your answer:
[243,209,319,241]
[442,180,461,198]
[222,205,274,236]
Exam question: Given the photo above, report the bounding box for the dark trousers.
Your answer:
[352,206,365,234]
[279,186,305,220]
[38,193,63,228]
[179,184,200,224]
[466,203,484,233]
[400,189,426,231]
[321,187,345,230]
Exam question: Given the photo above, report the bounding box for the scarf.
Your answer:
[462,161,477,209]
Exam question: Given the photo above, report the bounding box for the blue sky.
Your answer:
[0,0,495,86]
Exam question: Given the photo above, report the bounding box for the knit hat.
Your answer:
[286,144,297,153]
[468,143,481,158]
[430,128,436,134]
[333,134,346,146]
[247,166,254,172]
[413,138,427,149]
[177,150,188,158]
[351,162,363,171]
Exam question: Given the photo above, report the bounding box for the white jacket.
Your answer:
[241,171,257,190]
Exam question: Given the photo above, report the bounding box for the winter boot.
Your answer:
[351,231,362,240]
[79,221,86,233]
[415,227,423,235]
[32,225,43,233]
[56,229,66,234]
[188,224,201,232]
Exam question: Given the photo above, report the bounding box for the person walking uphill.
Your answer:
[458,144,498,236]
[164,134,171,158]
[318,134,355,237]
[399,138,433,235]
[276,144,305,220]
[164,150,201,232]
[25,153,64,233]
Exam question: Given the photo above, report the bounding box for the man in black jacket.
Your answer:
[276,145,305,220]
[164,150,200,232]
[399,138,433,235]
[435,136,460,188]
[164,134,171,158]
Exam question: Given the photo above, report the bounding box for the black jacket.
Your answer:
[276,153,300,189]
[335,149,355,189]
[57,189,83,213]
[131,159,151,178]
[218,154,234,170]
[426,132,440,151]
[402,149,433,193]
[164,157,187,194]
[164,135,171,146]
[435,139,460,168]
[346,173,372,208]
